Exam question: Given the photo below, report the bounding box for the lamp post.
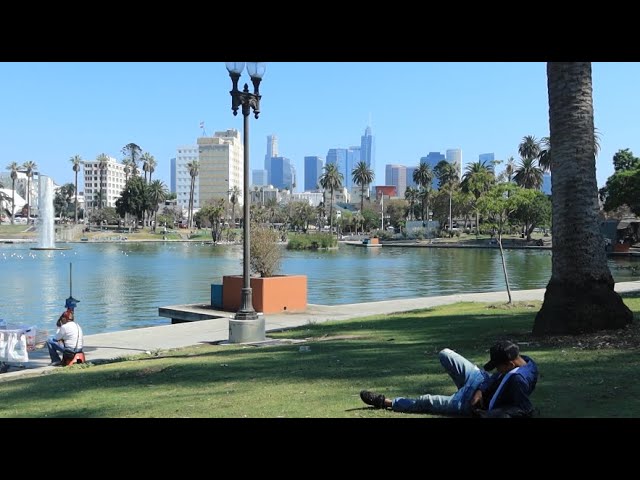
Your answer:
[225,61,266,343]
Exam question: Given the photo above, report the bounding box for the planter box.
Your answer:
[222,275,307,314]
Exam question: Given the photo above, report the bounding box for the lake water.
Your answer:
[0,242,637,335]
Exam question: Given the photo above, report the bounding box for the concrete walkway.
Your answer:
[2,280,639,382]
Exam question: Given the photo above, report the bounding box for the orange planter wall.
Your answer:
[222,275,307,314]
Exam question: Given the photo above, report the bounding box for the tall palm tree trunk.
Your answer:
[360,184,365,215]
[74,170,78,223]
[329,188,334,234]
[11,179,15,225]
[534,62,632,335]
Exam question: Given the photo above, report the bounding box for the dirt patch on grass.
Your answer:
[515,320,640,351]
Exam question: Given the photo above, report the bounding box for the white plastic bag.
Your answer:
[7,332,28,363]
[0,332,6,362]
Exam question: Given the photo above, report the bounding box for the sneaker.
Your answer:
[48,361,62,367]
[360,390,387,409]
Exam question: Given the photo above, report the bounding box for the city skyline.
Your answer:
[1,62,638,193]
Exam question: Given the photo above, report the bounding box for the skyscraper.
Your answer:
[478,153,495,164]
[360,126,375,172]
[446,148,462,179]
[304,156,323,192]
[345,146,361,190]
[170,157,176,193]
[385,164,407,198]
[270,156,294,190]
[419,152,445,189]
[542,172,552,195]
[252,169,268,186]
[265,134,278,184]
[326,148,349,188]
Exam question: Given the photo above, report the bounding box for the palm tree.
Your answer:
[141,152,155,183]
[122,158,133,183]
[229,185,241,227]
[186,160,199,229]
[70,155,82,223]
[121,143,142,177]
[352,161,374,215]
[96,153,110,209]
[22,160,37,221]
[513,158,543,190]
[404,186,418,221]
[434,160,459,236]
[318,163,343,236]
[6,161,19,224]
[537,137,552,173]
[413,161,434,222]
[147,155,157,183]
[518,135,541,162]
[147,180,168,231]
[504,156,516,183]
[533,62,632,335]
[461,160,495,235]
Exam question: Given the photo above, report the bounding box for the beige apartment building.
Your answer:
[83,156,129,209]
[197,129,243,207]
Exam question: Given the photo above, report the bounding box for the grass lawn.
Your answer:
[1,295,638,418]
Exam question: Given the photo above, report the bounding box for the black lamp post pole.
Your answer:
[227,64,265,342]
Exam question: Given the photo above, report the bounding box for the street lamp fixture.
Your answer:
[225,61,266,343]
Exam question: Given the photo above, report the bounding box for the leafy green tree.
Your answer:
[352,161,374,215]
[70,155,82,223]
[461,160,495,236]
[478,183,524,304]
[404,186,419,221]
[89,206,119,225]
[599,148,640,216]
[386,199,408,231]
[319,163,343,235]
[534,62,632,335]
[121,143,142,176]
[54,183,75,219]
[116,176,149,226]
[513,189,552,240]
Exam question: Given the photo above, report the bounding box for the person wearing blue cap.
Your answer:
[359,340,538,417]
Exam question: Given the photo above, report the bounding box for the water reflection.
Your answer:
[0,243,636,335]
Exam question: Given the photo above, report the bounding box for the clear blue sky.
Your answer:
[1,62,638,191]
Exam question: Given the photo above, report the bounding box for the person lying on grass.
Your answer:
[360,340,538,418]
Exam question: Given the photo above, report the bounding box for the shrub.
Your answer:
[287,233,337,250]
[249,223,282,277]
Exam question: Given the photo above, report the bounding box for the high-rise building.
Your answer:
[385,164,407,198]
[174,144,199,211]
[197,129,243,207]
[419,152,445,189]
[406,166,418,189]
[252,169,268,186]
[264,134,278,184]
[446,148,462,179]
[360,126,375,171]
[326,148,349,189]
[270,156,294,190]
[542,172,552,195]
[304,156,323,192]
[83,155,131,209]
[170,158,177,193]
[479,153,495,164]
[345,146,361,191]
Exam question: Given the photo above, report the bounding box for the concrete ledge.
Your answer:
[158,303,233,324]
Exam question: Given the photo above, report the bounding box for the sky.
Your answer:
[1,62,639,192]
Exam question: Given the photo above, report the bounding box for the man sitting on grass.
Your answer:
[360,340,538,418]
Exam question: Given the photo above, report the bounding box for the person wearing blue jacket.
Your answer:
[360,340,538,417]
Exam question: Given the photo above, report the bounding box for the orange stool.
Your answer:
[63,351,86,366]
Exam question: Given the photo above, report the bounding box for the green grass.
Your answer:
[1,297,638,417]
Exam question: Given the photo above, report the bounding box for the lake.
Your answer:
[0,242,637,335]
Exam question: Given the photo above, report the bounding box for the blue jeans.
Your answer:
[47,339,64,363]
[391,348,488,415]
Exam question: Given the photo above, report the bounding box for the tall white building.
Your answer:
[197,129,243,206]
[174,145,199,211]
[83,156,129,208]
[446,148,462,179]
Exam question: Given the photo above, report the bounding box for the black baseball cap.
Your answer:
[484,340,520,371]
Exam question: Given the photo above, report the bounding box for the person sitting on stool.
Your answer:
[46,309,84,366]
